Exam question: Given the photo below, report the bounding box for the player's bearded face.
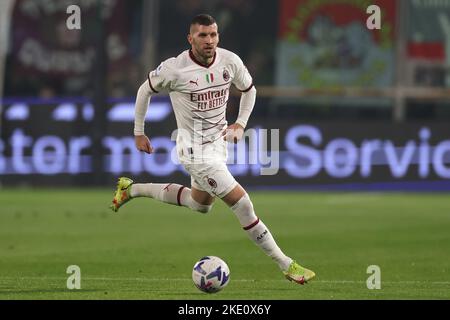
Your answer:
[189,23,219,60]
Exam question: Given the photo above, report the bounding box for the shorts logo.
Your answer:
[223,69,230,82]
[207,178,217,188]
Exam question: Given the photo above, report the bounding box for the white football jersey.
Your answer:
[147,48,253,162]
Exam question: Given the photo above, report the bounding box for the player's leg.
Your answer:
[191,186,215,206]
[221,185,292,269]
[109,176,214,214]
[221,184,315,285]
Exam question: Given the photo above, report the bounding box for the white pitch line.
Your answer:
[0,277,449,285]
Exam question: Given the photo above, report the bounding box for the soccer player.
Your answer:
[110,14,315,285]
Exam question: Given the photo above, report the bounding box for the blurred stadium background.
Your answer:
[1,0,450,190]
[0,0,450,300]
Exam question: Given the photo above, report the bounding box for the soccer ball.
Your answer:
[192,256,230,293]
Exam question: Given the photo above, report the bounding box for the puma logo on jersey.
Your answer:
[189,79,199,86]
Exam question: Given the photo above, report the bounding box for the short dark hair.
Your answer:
[190,14,216,27]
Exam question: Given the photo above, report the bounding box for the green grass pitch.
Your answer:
[0,188,449,299]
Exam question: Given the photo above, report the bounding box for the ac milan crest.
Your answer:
[207,177,217,188]
[223,69,230,82]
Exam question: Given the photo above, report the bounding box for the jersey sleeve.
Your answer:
[147,58,177,93]
[231,54,253,92]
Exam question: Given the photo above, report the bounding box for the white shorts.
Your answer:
[182,161,238,198]
[177,138,237,198]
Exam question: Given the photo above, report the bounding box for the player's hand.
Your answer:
[222,123,244,144]
[135,135,154,154]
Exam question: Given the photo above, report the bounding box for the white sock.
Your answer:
[130,183,212,214]
[230,194,293,271]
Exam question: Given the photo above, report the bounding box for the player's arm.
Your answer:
[223,85,256,143]
[224,54,256,143]
[134,80,154,154]
[235,85,257,129]
[134,59,174,153]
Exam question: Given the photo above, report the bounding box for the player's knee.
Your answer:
[190,198,213,214]
[233,193,254,213]
[197,205,213,214]
[230,193,257,227]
